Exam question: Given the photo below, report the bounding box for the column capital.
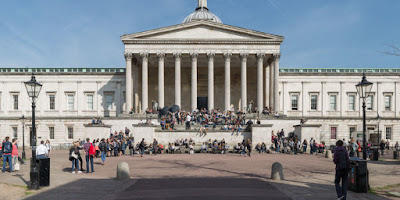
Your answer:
[157,53,165,61]
[273,53,281,60]
[240,53,249,61]
[140,52,149,61]
[223,52,232,60]
[173,52,182,60]
[124,53,133,61]
[207,52,215,60]
[256,53,265,61]
[190,52,199,60]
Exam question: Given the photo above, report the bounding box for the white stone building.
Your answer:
[0,0,398,147]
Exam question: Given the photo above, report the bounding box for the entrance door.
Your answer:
[197,97,208,110]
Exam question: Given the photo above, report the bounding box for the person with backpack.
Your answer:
[2,137,13,173]
[99,139,107,165]
[83,138,95,173]
[333,140,350,200]
[139,138,146,157]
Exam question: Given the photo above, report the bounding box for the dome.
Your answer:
[183,0,223,24]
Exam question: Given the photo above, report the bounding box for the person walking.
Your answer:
[36,140,49,159]
[11,139,19,171]
[128,138,134,155]
[83,138,95,173]
[45,140,51,156]
[350,139,358,157]
[139,138,146,157]
[246,139,252,157]
[153,139,158,155]
[380,140,385,156]
[99,139,107,165]
[333,140,350,200]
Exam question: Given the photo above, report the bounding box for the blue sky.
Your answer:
[0,0,399,68]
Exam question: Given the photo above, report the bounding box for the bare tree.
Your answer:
[383,44,400,56]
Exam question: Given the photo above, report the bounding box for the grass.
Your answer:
[370,184,400,197]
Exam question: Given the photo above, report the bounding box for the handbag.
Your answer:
[14,163,20,171]
[71,151,78,159]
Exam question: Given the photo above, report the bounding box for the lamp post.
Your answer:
[20,115,27,160]
[356,73,373,160]
[376,114,381,145]
[24,74,42,190]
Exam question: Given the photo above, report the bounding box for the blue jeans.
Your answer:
[335,169,348,199]
[100,151,106,163]
[72,159,79,172]
[140,147,145,156]
[86,155,94,172]
[2,154,12,172]
[303,146,307,153]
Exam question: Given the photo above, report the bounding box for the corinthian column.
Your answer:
[257,53,265,114]
[240,53,249,112]
[273,53,281,114]
[190,53,198,111]
[224,52,232,111]
[207,52,215,110]
[124,53,133,114]
[174,53,182,108]
[141,53,149,113]
[157,53,165,108]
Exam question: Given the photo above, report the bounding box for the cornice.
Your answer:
[122,40,282,45]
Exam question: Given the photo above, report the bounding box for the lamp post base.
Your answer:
[22,152,26,160]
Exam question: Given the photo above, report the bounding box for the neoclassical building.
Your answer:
[0,0,399,147]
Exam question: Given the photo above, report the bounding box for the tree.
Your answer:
[383,44,400,56]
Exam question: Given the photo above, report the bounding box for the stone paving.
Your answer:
[0,150,398,200]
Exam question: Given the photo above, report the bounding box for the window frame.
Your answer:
[348,95,356,111]
[310,93,319,111]
[47,93,56,110]
[384,94,392,111]
[366,95,374,111]
[12,127,18,139]
[11,93,19,110]
[291,94,299,111]
[385,127,392,140]
[329,94,337,111]
[87,94,94,111]
[66,93,75,111]
[330,126,337,140]
[67,127,74,140]
[104,92,115,111]
[49,127,55,140]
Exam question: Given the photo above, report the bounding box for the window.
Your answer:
[330,127,337,139]
[49,95,55,110]
[49,127,55,139]
[87,95,94,110]
[367,95,373,111]
[386,127,392,140]
[349,127,356,139]
[310,95,318,110]
[385,95,391,111]
[291,95,298,111]
[68,127,73,139]
[12,127,18,139]
[105,94,114,110]
[348,95,355,111]
[67,94,74,110]
[13,95,18,110]
[329,95,337,111]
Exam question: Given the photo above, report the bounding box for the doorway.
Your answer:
[197,97,208,110]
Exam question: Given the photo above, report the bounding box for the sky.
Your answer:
[0,0,399,68]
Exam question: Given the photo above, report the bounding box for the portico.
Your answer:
[122,1,284,114]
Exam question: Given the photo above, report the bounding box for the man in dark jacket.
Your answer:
[99,139,107,165]
[2,137,13,173]
[333,140,350,200]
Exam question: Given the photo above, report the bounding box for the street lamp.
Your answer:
[20,115,27,160]
[356,73,373,160]
[24,74,42,190]
[376,114,381,145]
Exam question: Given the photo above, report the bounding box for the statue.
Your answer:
[248,101,253,113]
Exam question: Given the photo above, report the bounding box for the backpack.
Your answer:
[89,143,96,156]
[3,141,12,154]
[336,149,349,170]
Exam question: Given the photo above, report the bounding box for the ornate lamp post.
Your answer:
[356,73,373,160]
[20,115,27,160]
[24,74,42,190]
[376,114,381,145]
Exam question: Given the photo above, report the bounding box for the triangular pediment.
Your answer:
[121,20,284,42]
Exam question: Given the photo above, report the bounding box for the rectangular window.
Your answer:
[49,95,55,110]
[348,95,355,111]
[12,127,18,139]
[68,127,73,139]
[310,95,317,110]
[349,127,356,139]
[385,96,391,111]
[329,95,337,111]
[87,95,94,110]
[49,127,55,139]
[367,95,373,111]
[386,127,392,140]
[331,127,337,139]
[67,95,74,110]
[13,95,18,110]
[291,95,298,111]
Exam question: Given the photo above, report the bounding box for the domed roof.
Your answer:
[183,0,223,24]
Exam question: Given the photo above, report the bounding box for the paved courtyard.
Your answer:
[0,150,399,200]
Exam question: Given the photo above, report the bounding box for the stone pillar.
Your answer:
[240,53,249,112]
[190,53,198,111]
[273,53,281,114]
[141,53,149,113]
[157,53,165,108]
[257,53,265,114]
[174,53,182,108]
[207,52,215,110]
[124,53,133,114]
[224,53,232,111]
[269,62,274,110]
[265,64,270,109]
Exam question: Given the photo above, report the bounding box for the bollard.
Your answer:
[325,150,332,159]
[116,162,130,180]
[271,162,284,180]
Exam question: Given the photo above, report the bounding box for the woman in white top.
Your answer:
[45,140,51,155]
